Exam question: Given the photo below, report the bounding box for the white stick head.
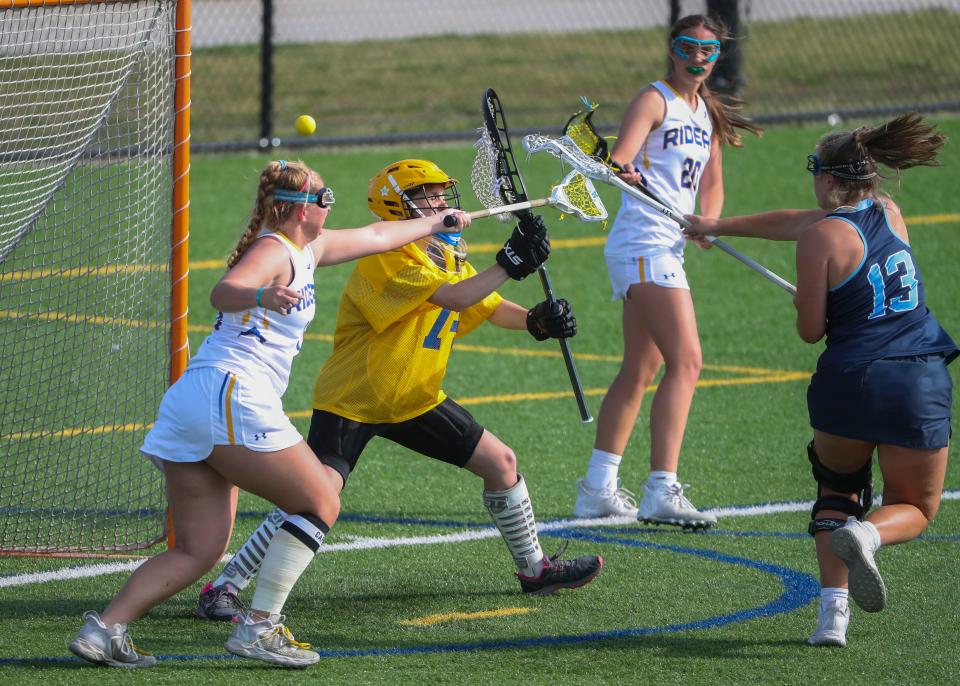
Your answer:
[550,169,607,222]
[522,134,612,181]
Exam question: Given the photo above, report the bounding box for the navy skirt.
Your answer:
[808,353,954,449]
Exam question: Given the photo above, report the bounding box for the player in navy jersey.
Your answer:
[685,113,956,648]
[572,14,761,527]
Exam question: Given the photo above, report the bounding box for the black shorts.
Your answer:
[306,398,485,487]
[807,353,953,450]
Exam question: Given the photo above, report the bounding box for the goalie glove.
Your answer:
[496,214,550,280]
[526,298,577,341]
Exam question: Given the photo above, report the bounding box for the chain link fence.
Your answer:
[191,0,960,150]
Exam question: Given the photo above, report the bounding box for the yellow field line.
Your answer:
[4,211,956,283]
[5,422,153,441]
[399,607,534,626]
[0,309,166,329]
[3,372,811,440]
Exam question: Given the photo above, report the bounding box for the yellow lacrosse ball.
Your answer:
[294,114,316,136]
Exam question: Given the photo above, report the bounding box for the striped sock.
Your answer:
[483,474,545,577]
[215,507,287,591]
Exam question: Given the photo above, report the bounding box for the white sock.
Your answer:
[216,507,287,591]
[647,470,677,486]
[483,474,546,577]
[584,449,622,490]
[820,587,849,611]
[250,513,328,615]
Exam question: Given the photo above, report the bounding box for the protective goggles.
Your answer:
[273,187,335,208]
[671,36,720,63]
[806,154,877,180]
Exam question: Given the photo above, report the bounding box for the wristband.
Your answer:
[256,287,265,307]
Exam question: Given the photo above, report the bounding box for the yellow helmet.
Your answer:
[368,159,460,220]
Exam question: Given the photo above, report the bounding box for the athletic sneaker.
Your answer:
[637,481,717,529]
[572,478,639,518]
[196,581,245,621]
[806,600,850,647]
[68,610,156,668]
[832,517,885,612]
[225,613,320,668]
[518,544,604,595]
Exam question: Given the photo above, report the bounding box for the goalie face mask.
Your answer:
[367,159,459,221]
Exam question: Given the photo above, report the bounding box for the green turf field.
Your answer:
[1,119,958,684]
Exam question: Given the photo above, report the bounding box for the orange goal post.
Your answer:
[0,0,190,553]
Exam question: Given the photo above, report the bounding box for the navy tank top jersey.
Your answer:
[818,198,957,370]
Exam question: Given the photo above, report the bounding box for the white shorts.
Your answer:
[140,366,302,463]
[605,251,689,300]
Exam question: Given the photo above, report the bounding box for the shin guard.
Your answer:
[250,512,329,615]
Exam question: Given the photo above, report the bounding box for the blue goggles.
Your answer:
[806,154,877,180]
[671,36,720,63]
[273,187,335,208]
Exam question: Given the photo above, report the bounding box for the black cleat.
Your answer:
[517,544,604,595]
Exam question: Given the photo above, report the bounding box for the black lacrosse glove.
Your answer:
[496,213,550,280]
[526,298,577,341]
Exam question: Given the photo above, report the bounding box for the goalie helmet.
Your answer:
[368,159,460,220]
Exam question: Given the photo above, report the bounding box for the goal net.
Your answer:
[0,0,190,553]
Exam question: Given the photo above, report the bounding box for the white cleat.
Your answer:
[806,600,850,647]
[637,481,717,529]
[68,610,156,668]
[225,613,320,668]
[573,479,639,518]
[832,517,885,612]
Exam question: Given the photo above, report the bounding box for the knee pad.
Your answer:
[807,441,873,536]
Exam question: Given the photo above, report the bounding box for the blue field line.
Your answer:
[0,525,819,666]
[592,526,960,543]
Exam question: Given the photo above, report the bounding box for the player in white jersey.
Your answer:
[572,15,761,527]
[68,159,470,669]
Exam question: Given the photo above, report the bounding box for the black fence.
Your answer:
[191,0,960,151]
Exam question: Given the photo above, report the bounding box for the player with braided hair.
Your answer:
[195,159,602,620]
[69,160,468,669]
[686,113,957,647]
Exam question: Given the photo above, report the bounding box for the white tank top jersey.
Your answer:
[187,230,316,396]
[605,80,714,258]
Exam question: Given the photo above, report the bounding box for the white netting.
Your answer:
[549,170,607,222]
[0,1,178,552]
[470,126,514,223]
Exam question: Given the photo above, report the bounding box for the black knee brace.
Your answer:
[807,441,873,537]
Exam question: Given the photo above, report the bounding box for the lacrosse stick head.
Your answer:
[469,88,535,224]
[522,134,613,183]
[470,125,514,223]
[562,96,612,161]
[549,169,607,222]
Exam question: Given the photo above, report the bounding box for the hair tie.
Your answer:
[278,160,287,170]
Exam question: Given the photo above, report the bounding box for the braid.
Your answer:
[226,160,312,269]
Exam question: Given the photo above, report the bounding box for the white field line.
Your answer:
[3,490,958,589]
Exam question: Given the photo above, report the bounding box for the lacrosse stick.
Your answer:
[443,169,607,225]
[475,89,593,423]
[523,132,797,296]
